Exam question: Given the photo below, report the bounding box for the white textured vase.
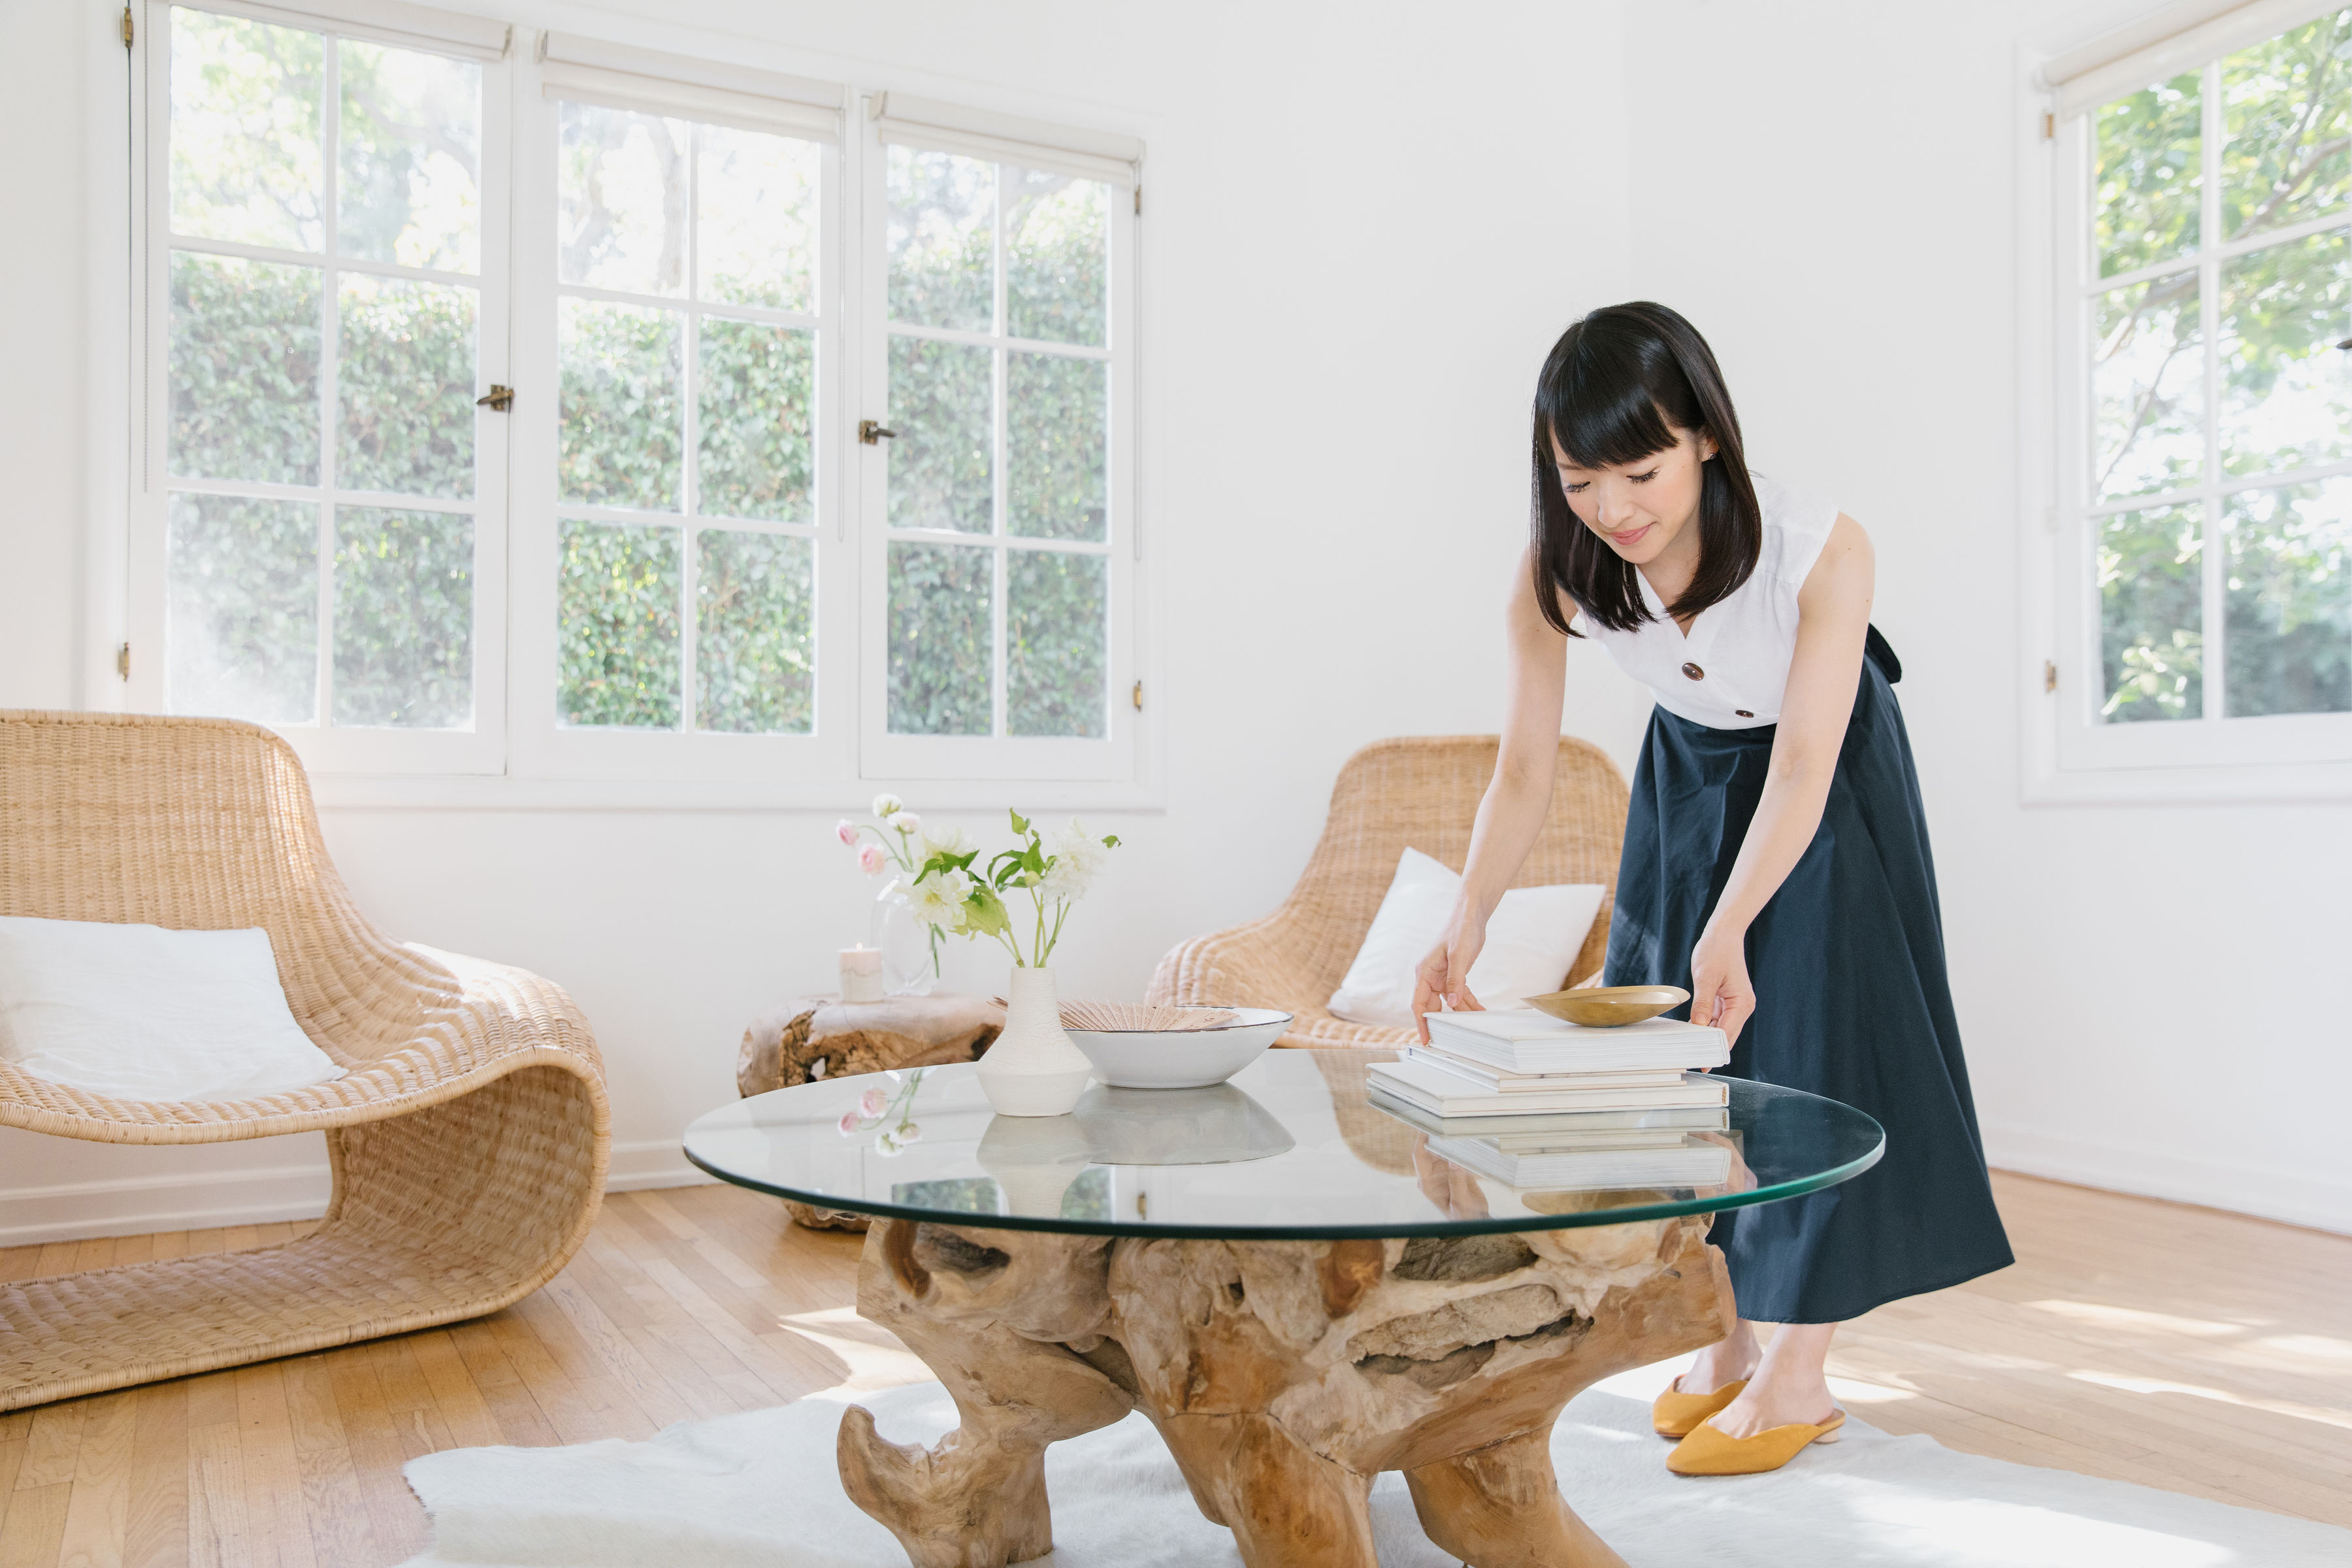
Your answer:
[975,966,1093,1117]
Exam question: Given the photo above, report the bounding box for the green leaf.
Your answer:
[1008,808,1030,835]
[1101,834,1120,848]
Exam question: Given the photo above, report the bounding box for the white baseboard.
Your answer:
[0,1138,714,1249]
[1985,1123,2352,1235]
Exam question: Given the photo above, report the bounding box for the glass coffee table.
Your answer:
[685,1050,1882,1568]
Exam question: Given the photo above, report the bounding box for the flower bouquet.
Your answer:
[833,794,949,995]
[906,810,1121,1116]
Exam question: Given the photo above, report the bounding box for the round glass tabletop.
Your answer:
[683,1049,1884,1241]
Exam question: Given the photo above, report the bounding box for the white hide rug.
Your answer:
[398,1367,2352,1568]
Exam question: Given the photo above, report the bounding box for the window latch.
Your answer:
[858,419,898,445]
[476,385,515,412]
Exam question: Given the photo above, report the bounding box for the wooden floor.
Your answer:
[0,1171,2343,1565]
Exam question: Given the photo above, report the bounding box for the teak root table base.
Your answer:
[837,1211,1733,1568]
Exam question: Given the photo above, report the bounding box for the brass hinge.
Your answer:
[858,419,898,445]
[120,7,132,47]
[2040,110,2054,140]
[1131,679,1143,710]
[116,642,131,681]
[475,384,514,412]
[2044,660,2057,694]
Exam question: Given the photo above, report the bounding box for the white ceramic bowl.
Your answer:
[1064,1008,1292,1089]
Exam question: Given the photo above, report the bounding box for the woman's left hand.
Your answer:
[1688,923,1756,1047]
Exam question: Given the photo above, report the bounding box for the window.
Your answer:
[859,99,1140,782]
[138,1,510,772]
[131,8,1148,797]
[2043,1,2351,785]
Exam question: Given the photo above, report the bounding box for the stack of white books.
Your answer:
[1367,1011,1736,1190]
[1367,1011,1731,1119]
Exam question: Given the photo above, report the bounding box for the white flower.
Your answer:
[1043,820,1105,899]
[921,824,974,858]
[887,810,922,837]
[871,792,904,819]
[875,1132,902,1156]
[907,867,972,930]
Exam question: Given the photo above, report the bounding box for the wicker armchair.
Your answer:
[0,710,610,1411]
[1147,734,1629,1049]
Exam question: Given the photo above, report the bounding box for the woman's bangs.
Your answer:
[1542,375,1676,472]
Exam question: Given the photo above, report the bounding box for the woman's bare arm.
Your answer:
[1686,514,1875,1044]
[1411,549,1569,1041]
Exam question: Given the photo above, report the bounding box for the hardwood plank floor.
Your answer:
[0,1171,2343,1565]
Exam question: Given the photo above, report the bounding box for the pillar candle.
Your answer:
[840,945,885,1003]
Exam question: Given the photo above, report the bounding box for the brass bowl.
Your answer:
[1522,984,1690,1028]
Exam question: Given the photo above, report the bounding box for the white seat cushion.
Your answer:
[1326,848,1605,1030]
[0,916,349,1102]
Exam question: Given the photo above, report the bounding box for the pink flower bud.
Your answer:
[858,843,889,875]
[834,819,859,847]
[837,1110,860,1134]
[859,1087,888,1117]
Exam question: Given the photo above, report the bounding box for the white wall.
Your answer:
[5,0,2343,1245]
[1619,0,2352,1232]
[0,0,1655,1242]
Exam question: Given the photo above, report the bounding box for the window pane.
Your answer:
[169,8,323,252]
[558,102,688,297]
[888,336,993,532]
[2093,272,2202,500]
[333,506,472,728]
[698,319,813,523]
[2099,502,2204,722]
[2221,10,2352,246]
[1006,169,1107,346]
[1007,352,1106,541]
[338,274,476,498]
[557,519,680,728]
[696,530,813,734]
[698,125,817,312]
[336,41,478,273]
[2095,71,2201,278]
[887,542,992,734]
[559,299,682,510]
[2219,229,2350,478]
[887,146,993,331]
[2225,480,2351,717]
[170,252,321,485]
[1007,550,1105,738]
[166,493,318,724]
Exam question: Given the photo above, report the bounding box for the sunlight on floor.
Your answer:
[775,1304,931,1394]
[2066,1369,2352,1433]
[2027,1299,2251,1337]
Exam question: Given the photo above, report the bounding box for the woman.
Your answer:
[1412,302,2012,1476]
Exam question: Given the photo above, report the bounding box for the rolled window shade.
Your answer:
[2044,0,2336,118]
[536,32,845,140]
[178,0,511,59]
[870,92,1143,186]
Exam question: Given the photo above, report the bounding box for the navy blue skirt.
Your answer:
[1604,630,2012,1323]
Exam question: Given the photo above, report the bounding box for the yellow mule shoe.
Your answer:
[1665,1410,1846,1475]
[1651,1377,1748,1437]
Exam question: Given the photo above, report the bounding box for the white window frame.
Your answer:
[122,14,1164,810]
[2023,0,2352,802]
[855,96,1143,783]
[506,37,855,785]
[127,0,514,776]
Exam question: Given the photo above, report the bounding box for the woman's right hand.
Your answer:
[1411,908,1488,1043]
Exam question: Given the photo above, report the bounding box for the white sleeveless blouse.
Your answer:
[1573,473,1838,731]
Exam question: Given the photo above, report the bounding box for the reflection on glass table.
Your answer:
[683,1049,1882,1239]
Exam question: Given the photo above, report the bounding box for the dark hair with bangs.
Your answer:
[1529,302,1761,636]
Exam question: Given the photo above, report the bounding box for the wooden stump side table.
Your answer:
[736,992,1003,1230]
[684,1053,1884,1568]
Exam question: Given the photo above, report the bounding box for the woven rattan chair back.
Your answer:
[1,710,451,1067]
[1149,734,1629,1049]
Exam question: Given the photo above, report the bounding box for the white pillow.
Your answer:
[0,917,348,1102]
[1326,848,1604,1030]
